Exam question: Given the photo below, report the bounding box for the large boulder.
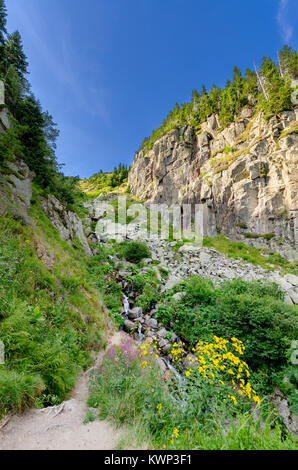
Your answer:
[123,320,135,332]
[0,158,35,226]
[128,307,143,320]
[41,195,92,256]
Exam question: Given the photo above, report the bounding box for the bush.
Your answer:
[121,241,151,264]
[127,270,161,312]
[182,276,215,306]
[156,277,298,371]
[86,249,124,328]
[0,369,44,415]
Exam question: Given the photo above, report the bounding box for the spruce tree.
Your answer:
[259,56,292,115]
[15,95,59,188]
[279,45,298,79]
[5,65,22,111]
[5,31,29,81]
[0,0,7,76]
[0,0,7,45]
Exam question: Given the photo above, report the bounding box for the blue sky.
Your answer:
[6,0,298,178]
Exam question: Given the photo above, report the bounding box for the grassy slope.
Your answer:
[203,235,298,275]
[0,193,110,416]
[79,176,129,200]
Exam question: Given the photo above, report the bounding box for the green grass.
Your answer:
[279,121,298,139]
[203,235,298,275]
[126,268,161,312]
[88,336,297,450]
[243,232,275,240]
[86,246,124,329]
[0,197,110,416]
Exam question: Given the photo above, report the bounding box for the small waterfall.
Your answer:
[123,294,130,318]
[164,358,186,409]
[94,233,104,247]
[137,323,145,345]
[164,359,184,385]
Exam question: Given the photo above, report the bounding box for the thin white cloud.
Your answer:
[277,0,293,43]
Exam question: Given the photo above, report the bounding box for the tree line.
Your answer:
[0,0,82,207]
[87,163,130,190]
[141,46,298,153]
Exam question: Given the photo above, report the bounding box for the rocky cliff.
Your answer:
[0,103,35,227]
[129,108,298,260]
[0,160,92,256]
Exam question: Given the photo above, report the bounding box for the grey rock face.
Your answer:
[159,340,171,354]
[162,276,183,291]
[128,110,298,260]
[172,292,183,301]
[157,328,167,338]
[147,318,158,329]
[41,195,92,256]
[0,158,35,226]
[271,388,298,435]
[0,107,12,130]
[284,274,298,287]
[288,290,298,305]
[142,258,153,265]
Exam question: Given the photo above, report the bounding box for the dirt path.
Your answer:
[0,333,125,450]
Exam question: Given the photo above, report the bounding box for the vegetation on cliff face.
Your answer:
[140,46,298,154]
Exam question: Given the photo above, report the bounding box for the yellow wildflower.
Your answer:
[156,403,162,414]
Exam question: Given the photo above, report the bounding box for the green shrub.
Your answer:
[121,241,151,264]
[182,276,215,306]
[202,235,298,275]
[156,277,297,372]
[0,369,44,415]
[127,270,161,312]
[86,249,124,328]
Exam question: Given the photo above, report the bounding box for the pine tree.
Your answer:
[0,0,7,76]
[140,47,297,153]
[5,64,22,111]
[279,45,298,80]
[15,95,59,188]
[209,85,222,114]
[243,68,258,99]
[258,56,292,115]
[5,31,29,82]
[0,0,7,45]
